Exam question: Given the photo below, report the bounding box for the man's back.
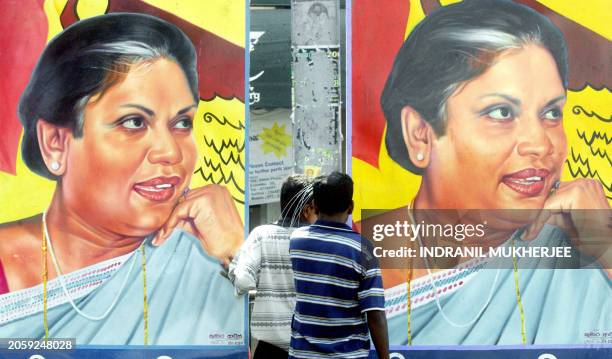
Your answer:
[289,220,385,358]
[229,222,299,350]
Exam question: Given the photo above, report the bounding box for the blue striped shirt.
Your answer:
[289,220,385,359]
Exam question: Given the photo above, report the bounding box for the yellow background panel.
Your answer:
[75,0,109,20]
[537,0,611,39]
[0,139,55,223]
[143,0,245,47]
[47,0,68,41]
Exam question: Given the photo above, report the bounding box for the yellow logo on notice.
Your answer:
[260,122,292,158]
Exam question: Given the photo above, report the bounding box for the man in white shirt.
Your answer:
[229,175,316,358]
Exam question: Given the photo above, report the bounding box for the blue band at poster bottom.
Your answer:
[1,345,611,358]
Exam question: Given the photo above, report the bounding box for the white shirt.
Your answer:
[229,221,305,349]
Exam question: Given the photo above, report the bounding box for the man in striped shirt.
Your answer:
[289,172,389,359]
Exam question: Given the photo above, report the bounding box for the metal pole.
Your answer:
[291,0,342,176]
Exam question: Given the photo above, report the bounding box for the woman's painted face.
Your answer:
[427,45,567,209]
[62,58,198,235]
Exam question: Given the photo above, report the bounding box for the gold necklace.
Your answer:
[41,214,149,344]
[404,202,527,344]
[512,235,527,344]
[41,220,48,340]
[406,262,412,346]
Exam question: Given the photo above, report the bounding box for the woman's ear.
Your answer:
[400,106,433,169]
[37,119,72,176]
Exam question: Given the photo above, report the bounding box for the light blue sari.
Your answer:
[387,225,611,345]
[0,229,246,345]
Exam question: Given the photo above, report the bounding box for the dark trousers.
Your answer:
[253,340,288,359]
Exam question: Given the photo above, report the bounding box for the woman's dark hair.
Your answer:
[381,0,568,174]
[313,172,353,215]
[19,13,198,180]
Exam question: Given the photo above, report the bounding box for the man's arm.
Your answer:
[358,238,389,358]
[227,228,263,295]
[366,310,389,359]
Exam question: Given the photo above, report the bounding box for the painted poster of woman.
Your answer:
[351,0,610,346]
[0,0,247,349]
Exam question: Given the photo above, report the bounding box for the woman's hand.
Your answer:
[523,179,611,271]
[152,184,244,266]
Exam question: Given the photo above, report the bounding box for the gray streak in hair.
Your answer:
[71,40,174,136]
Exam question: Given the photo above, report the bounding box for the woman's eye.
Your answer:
[120,117,145,129]
[173,118,193,130]
[542,108,562,121]
[486,107,513,120]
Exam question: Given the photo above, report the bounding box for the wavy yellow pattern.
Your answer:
[191,97,246,221]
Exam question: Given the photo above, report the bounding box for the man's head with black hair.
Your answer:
[280,174,314,222]
[313,172,354,218]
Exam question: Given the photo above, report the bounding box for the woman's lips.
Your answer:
[133,176,181,202]
[502,168,549,196]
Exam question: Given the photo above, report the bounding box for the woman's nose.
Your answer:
[147,128,183,165]
[516,117,554,158]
